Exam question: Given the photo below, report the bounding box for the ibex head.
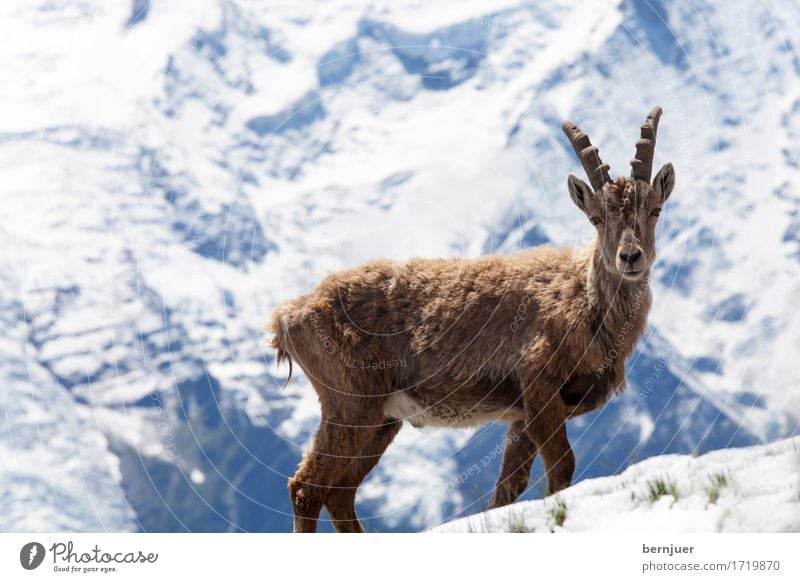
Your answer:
[563,107,675,281]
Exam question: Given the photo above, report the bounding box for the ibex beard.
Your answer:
[269,107,675,533]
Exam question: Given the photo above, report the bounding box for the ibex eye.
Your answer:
[590,217,602,225]
[650,208,662,217]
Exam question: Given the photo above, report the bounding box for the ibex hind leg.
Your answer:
[324,418,402,533]
[288,392,388,533]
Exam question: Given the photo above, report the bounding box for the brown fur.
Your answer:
[269,114,675,532]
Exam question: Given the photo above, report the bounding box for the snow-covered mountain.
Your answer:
[433,436,800,532]
[1,0,798,532]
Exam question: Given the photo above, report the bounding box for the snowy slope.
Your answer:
[0,0,798,532]
[433,437,800,532]
[0,274,136,532]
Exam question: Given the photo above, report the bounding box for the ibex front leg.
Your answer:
[488,421,537,509]
[521,375,574,495]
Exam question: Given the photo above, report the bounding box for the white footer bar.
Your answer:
[1,533,798,581]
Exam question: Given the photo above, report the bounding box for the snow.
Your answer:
[0,277,136,532]
[433,437,800,533]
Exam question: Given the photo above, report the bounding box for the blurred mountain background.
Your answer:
[0,0,798,532]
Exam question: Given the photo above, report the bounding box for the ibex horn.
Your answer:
[630,106,663,183]
[562,120,612,191]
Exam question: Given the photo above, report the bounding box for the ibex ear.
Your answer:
[567,174,593,213]
[652,163,675,202]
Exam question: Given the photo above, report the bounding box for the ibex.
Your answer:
[270,107,675,532]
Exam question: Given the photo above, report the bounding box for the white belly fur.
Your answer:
[383,392,525,429]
